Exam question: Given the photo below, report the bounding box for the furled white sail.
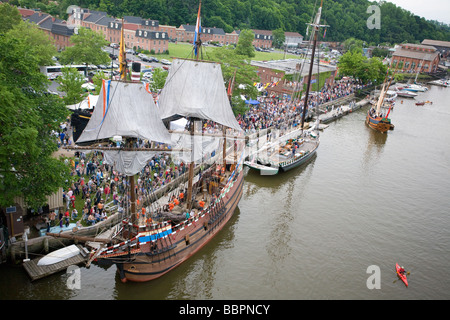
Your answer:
[158,59,242,132]
[170,131,221,164]
[102,150,160,176]
[76,80,172,145]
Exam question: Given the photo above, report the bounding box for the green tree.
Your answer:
[343,37,364,53]
[0,14,71,209]
[0,3,22,33]
[272,28,285,49]
[338,50,387,84]
[92,71,109,94]
[210,46,259,115]
[57,67,86,105]
[147,68,168,92]
[59,27,110,66]
[235,29,255,58]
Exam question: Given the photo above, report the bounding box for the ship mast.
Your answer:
[186,0,202,210]
[301,0,327,132]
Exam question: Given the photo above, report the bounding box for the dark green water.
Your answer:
[1,85,449,300]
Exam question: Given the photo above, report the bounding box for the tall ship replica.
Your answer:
[366,66,396,133]
[71,5,245,282]
[244,1,325,175]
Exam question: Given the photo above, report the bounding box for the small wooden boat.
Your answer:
[37,244,81,266]
[366,110,393,133]
[416,101,432,106]
[428,79,449,87]
[396,90,417,98]
[245,128,319,175]
[366,72,395,133]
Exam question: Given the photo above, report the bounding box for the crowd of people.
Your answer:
[236,78,370,133]
[48,77,369,230]
[53,148,192,228]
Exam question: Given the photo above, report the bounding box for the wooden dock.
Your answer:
[23,245,89,281]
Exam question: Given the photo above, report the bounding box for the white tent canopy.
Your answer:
[66,94,98,110]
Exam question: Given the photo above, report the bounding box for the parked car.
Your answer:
[160,59,171,65]
[110,43,119,49]
[143,72,152,79]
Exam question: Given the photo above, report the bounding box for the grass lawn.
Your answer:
[153,42,300,62]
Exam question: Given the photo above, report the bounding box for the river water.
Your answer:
[1,85,450,300]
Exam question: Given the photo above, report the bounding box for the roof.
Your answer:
[51,23,75,36]
[285,32,303,37]
[393,44,440,61]
[201,27,226,35]
[142,19,159,28]
[108,21,122,30]
[400,43,437,51]
[392,48,439,61]
[18,8,36,17]
[123,15,142,24]
[250,59,336,77]
[421,39,450,48]
[135,29,168,39]
[96,16,115,26]
[39,17,60,30]
[83,13,105,23]
[180,24,225,35]
[25,12,50,25]
[180,24,195,32]
[252,29,272,36]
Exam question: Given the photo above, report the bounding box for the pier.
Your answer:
[23,244,89,281]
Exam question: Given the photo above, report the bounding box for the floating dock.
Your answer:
[23,244,89,281]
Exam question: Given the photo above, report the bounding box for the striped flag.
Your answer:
[194,2,202,57]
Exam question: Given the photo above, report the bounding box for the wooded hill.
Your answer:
[19,0,450,44]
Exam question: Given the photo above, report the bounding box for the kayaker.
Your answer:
[399,266,406,275]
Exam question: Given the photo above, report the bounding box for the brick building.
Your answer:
[251,59,337,98]
[252,29,273,48]
[421,39,450,59]
[391,44,440,73]
[21,10,74,51]
[176,24,238,45]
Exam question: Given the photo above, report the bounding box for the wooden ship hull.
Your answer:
[245,135,319,175]
[365,113,393,133]
[93,165,244,282]
[280,142,318,172]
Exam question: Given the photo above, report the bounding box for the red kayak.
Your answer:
[396,263,408,287]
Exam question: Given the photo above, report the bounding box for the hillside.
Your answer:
[27,0,450,44]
